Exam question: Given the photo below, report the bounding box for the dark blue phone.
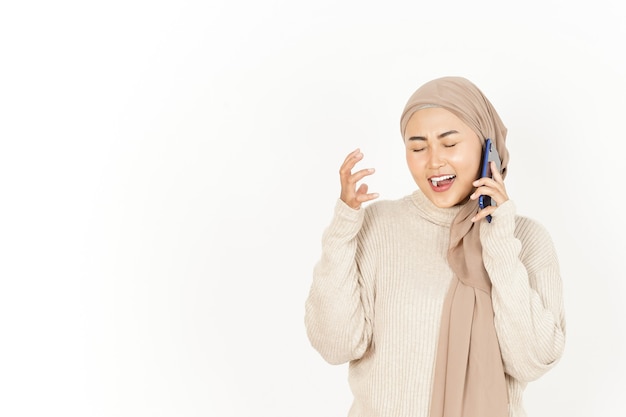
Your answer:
[478,138,501,223]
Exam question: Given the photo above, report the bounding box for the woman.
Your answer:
[304,76,565,417]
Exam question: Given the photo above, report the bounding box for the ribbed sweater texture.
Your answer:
[305,190,565,417]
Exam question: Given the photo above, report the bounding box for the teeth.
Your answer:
[430,175,455,187]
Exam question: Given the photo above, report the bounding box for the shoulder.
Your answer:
[514,215,554,246]
[356,195,417,237]
[363,195,414,221]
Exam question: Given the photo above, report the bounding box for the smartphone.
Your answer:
[478,138,501,223]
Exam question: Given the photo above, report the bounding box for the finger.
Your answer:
[356,192,380,203]
[470,184,495,200]
[491,161,504,183]
[348,167,376,185]
[470,185,504,203]
[472,188,509,211]
[471,205,497,222]
[339,149,363,178]
[472,179,506,197]
[472,176,497,188]
[356,183,368,195]
[342,148,361,164]
[356,186,380,203]
[473,175,508,203]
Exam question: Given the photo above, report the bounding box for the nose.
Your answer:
[427,148,446,169]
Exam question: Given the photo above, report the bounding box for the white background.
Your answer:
[1,1,625,416]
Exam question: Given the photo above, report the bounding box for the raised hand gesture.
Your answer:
[339,149,379,210]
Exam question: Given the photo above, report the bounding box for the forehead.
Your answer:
[405,107,469,133]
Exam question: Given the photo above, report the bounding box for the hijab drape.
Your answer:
[400,76,510,417]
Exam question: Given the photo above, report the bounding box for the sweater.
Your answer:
[304,190,566,417]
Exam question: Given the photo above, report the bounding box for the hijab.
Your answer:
[400,76,510,417]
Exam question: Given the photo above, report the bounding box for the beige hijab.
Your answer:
[400,77,510,417]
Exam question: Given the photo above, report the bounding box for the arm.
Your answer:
[481,200,566,382]
[304,199,375,365]
[305,149,378,365]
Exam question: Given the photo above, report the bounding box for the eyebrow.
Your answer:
[408,130,459,141]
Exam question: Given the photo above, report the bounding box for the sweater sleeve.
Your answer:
[304,199,375,365]
[480,200,566,382]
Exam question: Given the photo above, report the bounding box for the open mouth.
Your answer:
[429,174,456,188]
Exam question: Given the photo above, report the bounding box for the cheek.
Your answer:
[405,153,425,175]
[404,149,414,167]
[467,149,483,175]
[450,147,481,175]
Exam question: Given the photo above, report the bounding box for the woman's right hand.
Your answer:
[339,149,379,210]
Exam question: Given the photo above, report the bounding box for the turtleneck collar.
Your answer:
[408,189,463,227]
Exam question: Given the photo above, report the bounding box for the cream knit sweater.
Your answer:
[305,190,565,417]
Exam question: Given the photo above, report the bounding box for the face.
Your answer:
[404,107,483,208]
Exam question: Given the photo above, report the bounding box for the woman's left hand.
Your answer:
[470,161,509,222]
